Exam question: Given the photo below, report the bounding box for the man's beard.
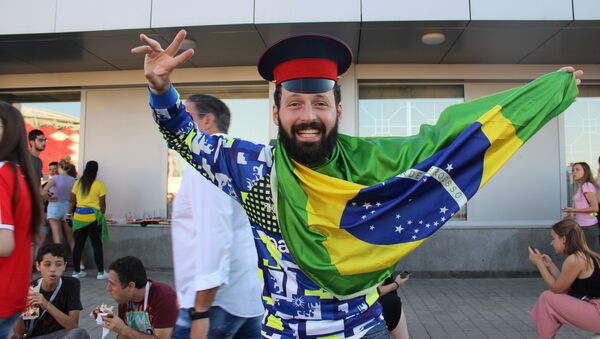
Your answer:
[278,118,338,166]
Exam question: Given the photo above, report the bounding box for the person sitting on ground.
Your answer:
[378,272,410,339]
[529,219,600,338]
[12,243,89,339]
[102,256,178,339]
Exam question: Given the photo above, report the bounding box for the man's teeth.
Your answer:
[298,129,320,135]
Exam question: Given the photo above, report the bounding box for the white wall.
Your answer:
[151,0,254,27]
[464,84,563,225]
[82,88,168,222]
[55,0,151,32]
[255,0,360,24]
[362,0,470,21]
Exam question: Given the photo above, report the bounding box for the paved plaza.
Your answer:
[51,271,593,339]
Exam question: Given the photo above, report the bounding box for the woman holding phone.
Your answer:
[529,219,600,338]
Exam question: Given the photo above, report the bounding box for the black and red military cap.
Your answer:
[257,34,352,93]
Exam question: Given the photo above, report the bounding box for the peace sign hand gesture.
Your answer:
[131,29,195,94]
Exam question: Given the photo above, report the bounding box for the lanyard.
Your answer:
[26,278,62,335]
[127,281,151,312]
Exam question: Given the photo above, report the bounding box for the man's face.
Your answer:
[36,254,66,285]
[273,88,341,166]
[106,270,133,304]
[48,164,58,175]
[30,134,47,152]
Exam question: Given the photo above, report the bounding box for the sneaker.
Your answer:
[72,271,87,279]
[97,271,109,280]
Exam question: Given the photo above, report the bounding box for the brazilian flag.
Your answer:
[274,71,578,297]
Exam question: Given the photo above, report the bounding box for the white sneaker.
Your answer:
[72,271,87,279]
[97,271,109,280]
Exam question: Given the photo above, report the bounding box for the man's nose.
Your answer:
[298,104,318,122]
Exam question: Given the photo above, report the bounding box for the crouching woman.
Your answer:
[529,219,600,338]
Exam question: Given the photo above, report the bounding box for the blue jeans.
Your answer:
[363,320,391,339]
[0,313,20,339]
[173,307,261,339]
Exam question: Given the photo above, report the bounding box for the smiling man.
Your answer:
[133,30,582,338]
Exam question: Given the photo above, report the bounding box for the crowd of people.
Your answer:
[0,31,598,339]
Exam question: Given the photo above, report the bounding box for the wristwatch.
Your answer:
[188,308,210,321]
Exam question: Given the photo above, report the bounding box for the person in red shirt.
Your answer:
[0,101,43,338]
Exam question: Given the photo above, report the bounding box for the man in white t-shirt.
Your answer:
[171,94,263,339]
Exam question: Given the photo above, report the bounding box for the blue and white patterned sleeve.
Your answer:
[149,85,273,203]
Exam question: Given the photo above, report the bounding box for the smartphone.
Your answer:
[399,271,411,279]
[529,246,538,253]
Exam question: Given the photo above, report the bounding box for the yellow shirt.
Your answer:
[72,180,106,223]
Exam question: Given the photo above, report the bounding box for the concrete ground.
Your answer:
[40,271,595,338]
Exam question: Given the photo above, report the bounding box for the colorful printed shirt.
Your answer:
[150,86,383,338]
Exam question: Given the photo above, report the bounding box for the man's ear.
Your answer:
[127,281,136,291]
[35,262,41,272]
[204,113,216,128]
[272,105,279,126]
[337,103,343,122]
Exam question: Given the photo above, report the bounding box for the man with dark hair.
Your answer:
[103,256,178,339]
[171,95,262,339]
[48,161,59,176]
[133,31,582,338]
[28,129,46,181]
[12,243,89,339]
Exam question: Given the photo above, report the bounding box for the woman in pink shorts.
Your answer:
[529,219,600,338]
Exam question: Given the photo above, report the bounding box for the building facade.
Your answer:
[1,0,599,273]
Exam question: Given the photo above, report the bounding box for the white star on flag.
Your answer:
[407,220,412,225]
[441,217,446,222]
[412,235,417,240]
[440,206,448,214]
[352,202,356,206]
[446,163,454,172]
[362,215,367,220]
[396,214,401,219]
[370,210,376,215]
[414,229,419,233]
[370,225,375,231]
[434,221,439,226]
[376,202,381,207]
[426,223,431,228]
[419,220,423,224]
[363,202,372,209]
[395,225,404,233]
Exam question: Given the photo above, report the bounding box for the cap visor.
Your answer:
[281,79,336,94]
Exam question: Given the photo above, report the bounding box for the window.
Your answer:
[5,91,82,179]
[358,84,467,220]
[563,86,600,203]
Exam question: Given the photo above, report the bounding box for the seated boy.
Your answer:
[12,243,89,339]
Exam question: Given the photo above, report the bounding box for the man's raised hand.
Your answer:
[131,29,194,94]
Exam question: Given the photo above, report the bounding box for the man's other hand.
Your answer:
[557,66,583,86]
